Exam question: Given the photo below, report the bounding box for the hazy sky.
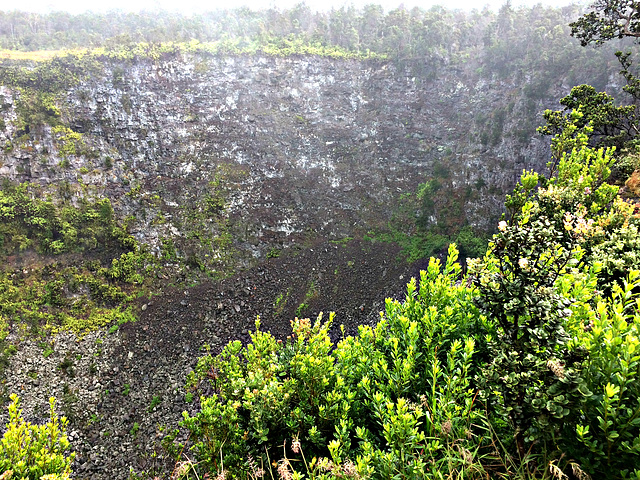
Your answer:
[0,0,585,15]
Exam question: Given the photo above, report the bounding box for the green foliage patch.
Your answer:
[0,54,101,144]
[0,182,134,256]
[0,181,153,353]
[179,245,488,479]
[370,179,489,263]
[0,394,74,480]
[175,114,640,479]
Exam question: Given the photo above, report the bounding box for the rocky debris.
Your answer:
[0,54,552,267]
[1,240,425,479]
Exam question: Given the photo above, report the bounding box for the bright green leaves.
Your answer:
[504,170,542,227]
[569,274,640,474]
[470,119,640,476]
[604,382,620,399]
[180,245,484,479]
[544,143,619,222]
[51,125,85,158]
[0,394,75,480]
[0,181,149,335]
[103,251,147,284]
[371,396,429,476]
[592,223,640,295]
[179,129,640,479]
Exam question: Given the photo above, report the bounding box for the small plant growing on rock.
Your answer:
[295,302,308,317]
[57,357,74,377]
[149,395,162,412]
[273,289,290,315]
[40,343,54,358]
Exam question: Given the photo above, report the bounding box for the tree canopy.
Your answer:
[570,0,640,45]
[539,84,638,153]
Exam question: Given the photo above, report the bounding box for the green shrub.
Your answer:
[591,223,640,295]
[569,272,640,478]
[467,133,640,477]
[103,251,145,284]
[179,245,487,479]
[469,202,592,456]
[454,225,488,259]
[0,394,74,479]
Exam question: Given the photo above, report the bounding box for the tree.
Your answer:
[545,2,640,173]
[570,0,640,46]
[538,84,639,153]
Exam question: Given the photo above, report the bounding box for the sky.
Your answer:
[0,0,586,15]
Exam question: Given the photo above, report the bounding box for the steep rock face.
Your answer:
[0,52,595,480]
[0,53,554,263]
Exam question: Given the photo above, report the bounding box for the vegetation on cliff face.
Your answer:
[171,106,640,478]
[0,182,152,383]
[0,2,640,479]
[0,182,134,256]
[166,6,640,477]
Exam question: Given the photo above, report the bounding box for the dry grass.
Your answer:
[0,49,85,61]
[625,169,640,197]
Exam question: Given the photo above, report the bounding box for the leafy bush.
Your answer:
[102,250,147,284]
[569,273,640,478]
[469,193,600,458]
[0,394,74,480]
[591,223,640,294]
[467,135,640,477]
[178,245,487,479]
[176,124,640,479]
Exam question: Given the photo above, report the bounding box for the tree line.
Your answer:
[0,4,626,83]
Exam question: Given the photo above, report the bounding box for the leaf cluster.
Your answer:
[570,0,640,46]
[179,246,489,479]
[0,394,74,480]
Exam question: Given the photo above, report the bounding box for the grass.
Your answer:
[295,302,308,317]
[0,49,87,61]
